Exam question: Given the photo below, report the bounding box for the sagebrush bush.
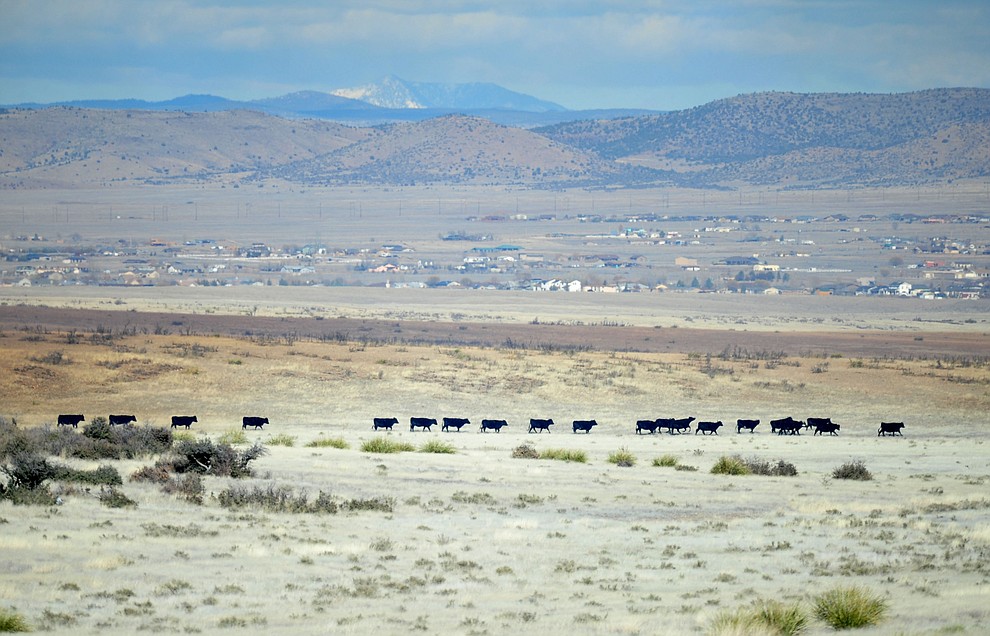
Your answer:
[511,444,540,459]
[216,483,394,514]
[607,448,637,467]
[161,473,205,505]
[168,439,266,478]
[813,585,887,629]
[711,455,798,477]
[98,486,137,508]
[53,464,123,486]
[360,437,415,454]
[832,460,873,481]
[745,458,799,477]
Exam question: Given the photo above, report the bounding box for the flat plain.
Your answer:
[1,183,989,635]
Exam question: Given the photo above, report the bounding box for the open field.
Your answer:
[2,322,989,635]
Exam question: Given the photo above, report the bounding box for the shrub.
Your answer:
[169,440,266,478]
[419,439,456,454]
[813,585,887,629]
[216,484,393,515]
[607,448,636,467]
[161,473,205,505]
[745,458,799,477]
[0,607,31,632]
[360,437,415,454]
[98,486,137,508]
[539,448,588,463]
[652,454,679,467]
[511,444,539,459]
[53,464,123,486]
[832,460,873,481]
[1,453,57,489]
[711,455,798,477]
[305,437,349,449]
[711,456,751,475]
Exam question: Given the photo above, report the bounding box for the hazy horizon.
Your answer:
[2,1,988,110]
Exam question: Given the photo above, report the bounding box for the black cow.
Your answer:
[170,415,198,429]
[572,420,598,433]
[410,417,436,432]
[659,417,694,434]
[480,419,508,433]
[108,414,136,426]
[879,421,906,436]
[806,417,832,431]
[373,417,398,431]
[636,419,660,434]
[442,417,470,432]
[242,416,269,430]
[736,419,760,433]
[57,414,85,428]
[529,418,554,433]
[808,417,839,436]
[696,421,723,435]
[770,417,803,435]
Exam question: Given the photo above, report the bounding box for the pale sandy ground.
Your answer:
[2,286,989,333]
[1,330,989,635]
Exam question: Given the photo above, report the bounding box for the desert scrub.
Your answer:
[708,599,808,636]
[98,486,137,508]
[266,433,296,447]
[711,456,751,475]
[0,607,31,632]
[168,439,266,478]
[360,437,415,454]
[511,444,539,459]
[539,448,588,463]
[305,437,349,449]
[711,455,797,476]
[652,454,679,467]
[813,585,887,629]
[419,439,456,454]
[832,460,873,481]
[607,448,637,467]
[217,483,394,514]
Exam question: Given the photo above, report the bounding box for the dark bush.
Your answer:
[161,473,205,505]
[170,440,266,478]
[53,464,123,486]
[98,486,137,508]
[1,453,57,490]
[832,460,873,481]
[511,444,540,459]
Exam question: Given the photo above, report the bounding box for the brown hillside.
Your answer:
[0,107,372,189]
[270,114,613,186]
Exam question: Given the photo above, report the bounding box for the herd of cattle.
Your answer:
[53,414,907,437]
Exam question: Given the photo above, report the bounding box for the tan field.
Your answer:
[1,310,989,635]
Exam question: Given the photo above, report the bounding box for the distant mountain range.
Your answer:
[1,87,988,190]
[3,76,651,128]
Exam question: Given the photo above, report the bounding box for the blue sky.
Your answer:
[1,1,988,110]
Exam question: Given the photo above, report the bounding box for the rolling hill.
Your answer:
[2,88,988,189]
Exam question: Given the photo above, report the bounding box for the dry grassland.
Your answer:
[1,324,989,635]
